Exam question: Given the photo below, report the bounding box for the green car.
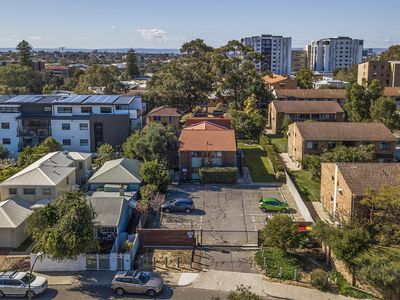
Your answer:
[259,197,289,213]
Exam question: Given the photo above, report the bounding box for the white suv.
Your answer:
[0,271,48,298]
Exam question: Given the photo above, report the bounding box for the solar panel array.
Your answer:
[0,94,138,105]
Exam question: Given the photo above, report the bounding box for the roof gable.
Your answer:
[0,200,32,228]
[89,158,142,184]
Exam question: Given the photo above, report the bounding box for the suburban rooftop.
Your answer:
[272,100,344,114]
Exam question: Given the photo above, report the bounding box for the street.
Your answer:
[3,285,272,300]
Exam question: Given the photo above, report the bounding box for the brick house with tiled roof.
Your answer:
[288,122,396,167]
[146,105,181,130]
[320,163,400,220]
[264,74,297,90]
[268,100,344,134]
[179,121,237,181]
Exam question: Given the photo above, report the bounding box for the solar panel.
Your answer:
[83,95,119,104]
[60,95,90,103]
[113,96,135,105]
[5,95,43,103]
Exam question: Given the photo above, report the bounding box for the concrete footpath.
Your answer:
[37,270,357,300]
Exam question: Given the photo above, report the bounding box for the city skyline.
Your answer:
[0,0,399,49]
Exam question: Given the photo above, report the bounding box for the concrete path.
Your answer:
[279,153,300,171]
[310,201,332,223]
[192,270,357,300]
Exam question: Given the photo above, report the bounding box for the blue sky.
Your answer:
[1,0,399,49]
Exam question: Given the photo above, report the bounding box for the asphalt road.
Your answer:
[4,285,236,300]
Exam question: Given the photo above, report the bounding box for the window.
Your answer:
[62,123,70,130]
[81,106,92,113]
[153,116,161,121]
[1,122,10,129]
[191,151,202,157]
[327,142,336,150]
[115,105,128,110]
[9,188,17,195]
[63,139,71,146]
[42,188,51,195]
[57,106,72,113]
[100,107,112,113]
[79,123,88,130]
[80,139,89,146]
[66,177,69,185]
[23,188,35,195]
[0,107,19,113]
[44,106,52,112]
[2,138,11,145]
[168,116,174,122]
[379,142,391,150]
[2,279,21,286]
[306,141,318,150]
[78,162,83,169]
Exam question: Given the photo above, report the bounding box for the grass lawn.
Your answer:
[289,170,321,202]
[238,142,276,182]
[269,136,288,153]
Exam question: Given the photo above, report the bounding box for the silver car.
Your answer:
[111,270,163,297]
[0,271,48,298]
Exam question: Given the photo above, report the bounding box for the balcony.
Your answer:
[17,128,50,137]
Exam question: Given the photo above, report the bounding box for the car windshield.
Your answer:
[137,272,150,284]
[20,274,36,285]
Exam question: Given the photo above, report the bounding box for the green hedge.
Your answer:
[259,134,286,174]
[199,167,238,184]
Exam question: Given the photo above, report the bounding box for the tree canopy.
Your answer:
[140,159,170,193]
[125,49,140,79]
[16,40,33,67]
[74,65,124,94]
[27,190,98,260]
[93,143,116,169]
[295,69,314,89]
[370,96,399,129]
[378,44,400,61]
[0,64,43,94]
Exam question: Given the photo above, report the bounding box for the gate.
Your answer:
[197,230,260,247]
[137,228,196,248]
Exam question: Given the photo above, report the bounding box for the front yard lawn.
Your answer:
[289,170,320,202]
[238,142,276,182]
[269,136,288,153]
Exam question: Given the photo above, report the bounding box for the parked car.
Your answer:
[259,197,289,213]
[111,271,163,297]
[0,271,48,298]
[161,198,195,213]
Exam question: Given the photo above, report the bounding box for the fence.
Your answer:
[138,228,196,248]
[285,171,313,222]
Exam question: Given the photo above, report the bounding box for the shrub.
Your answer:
[199,167,238,184]
[264,144,286,173]
[311,269,329,291]
[302,155,321,179]
[259,134,270,149]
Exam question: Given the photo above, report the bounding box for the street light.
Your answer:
[28,251,44,300]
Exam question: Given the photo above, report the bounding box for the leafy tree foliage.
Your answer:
[295,69,314,89]
[370,96,399,129]
[260,214,301,251]
[180,38,214,58]
[125,49,140,79]
[333,65,358,84]
[243,94,258,115]
[74,65,122,94]
[137,184,159,213]
[122,122,178,168]
[146,57,213,112]
[35,137,62,154]
[0,64,43,93]
[379,44,400,61]
[140,159,170,193]
[362,185,400,246]
[93,143,116,169]
[228,285,262,300]
[27,190,98,260]
[344,79,383,122]
[226,109,266,140]
[0,144,9,159]
[16,40,33,67]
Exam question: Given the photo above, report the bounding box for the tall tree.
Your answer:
[370,96,399,129]
[295,69,314,89]
[140,159,170,193]
[93,143,116,169]
[333,65,358,84]
[379,44,400,61]
[0,64,43,93]
[344,79,383,122]
[180,38,214,59]
[16,40,33,67]
[27,190,98,260]
[74,65,121,94]
[125,49,140,79]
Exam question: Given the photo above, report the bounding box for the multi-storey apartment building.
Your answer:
[291,49,307,73]
[357,61,400,87]
[241,34,292,75]
[288,122,396,166]
[0,94,144,154]
[307,37,363,72]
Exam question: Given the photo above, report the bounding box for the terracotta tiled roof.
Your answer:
[147,105,181,117]
[264,74,292,84]
[273,101,344,114]
[383,87,400,97]
[185,121,227,131]
[276,89,346,99]
[179,121,236,152]
[335,163,400,195]
[294,122,396,141]
[186,117,231,129]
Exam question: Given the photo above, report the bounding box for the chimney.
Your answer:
[119,184,124,196]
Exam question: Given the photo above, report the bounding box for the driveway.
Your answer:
[161,184,294,246]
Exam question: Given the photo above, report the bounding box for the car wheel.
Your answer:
[147,289,157,297]
[185,208,192,213]
[281,208,287,213]
[0,290,4,298]
[115,288,125,296]
[261,208,267,212]
[26,290,36,298]
[164,208,170,213]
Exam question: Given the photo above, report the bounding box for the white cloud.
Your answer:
[28,36,42,40]
[137,28,169,42]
